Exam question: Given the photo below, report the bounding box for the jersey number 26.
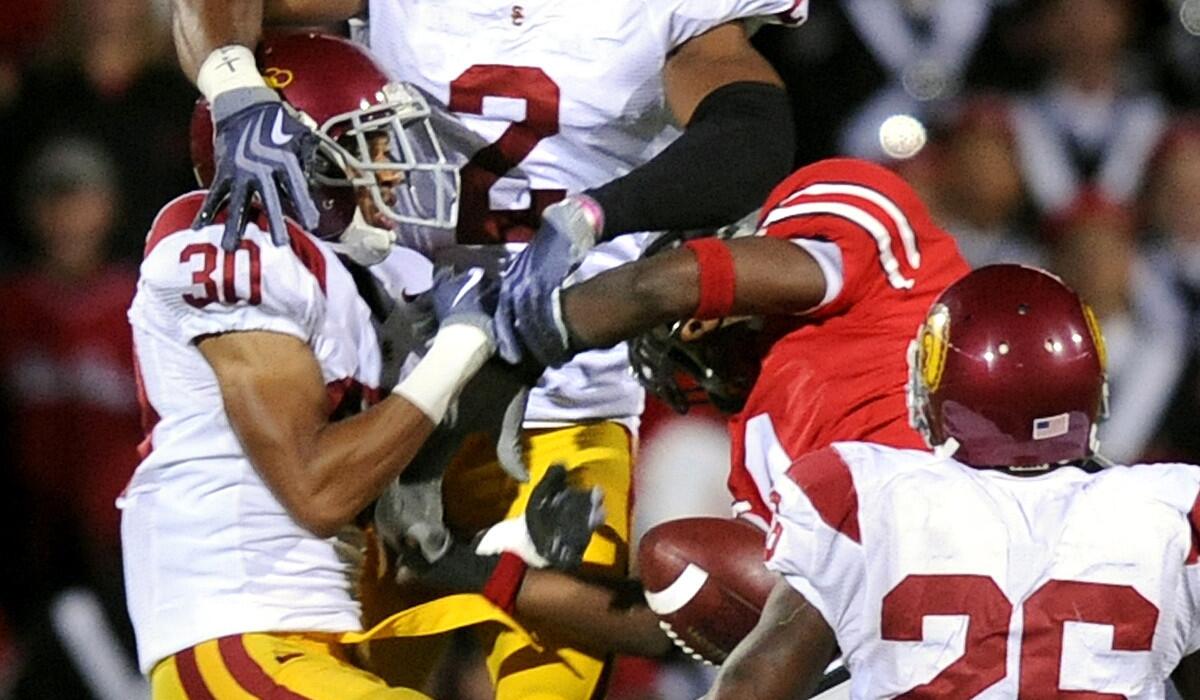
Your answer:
[882,574,1158,698]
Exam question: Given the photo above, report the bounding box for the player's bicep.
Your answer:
[709,575,836,699]
[664,22,782,125]
[198,331,327,500]
[264,0,363,25]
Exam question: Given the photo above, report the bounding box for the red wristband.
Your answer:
[684,238,737,320]
[481,552,529,614]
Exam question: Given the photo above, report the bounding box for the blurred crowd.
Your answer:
[0,0,1197,698]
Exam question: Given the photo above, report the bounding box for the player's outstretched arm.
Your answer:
[706,576,836,700]
[510,572,672,658]
[583,22,794,240]
[198,270,495,537]
[500,234,826,366]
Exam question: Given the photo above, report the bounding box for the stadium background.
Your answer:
[0,0,1197,697]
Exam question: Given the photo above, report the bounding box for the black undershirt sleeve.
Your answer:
[585,81,795,240]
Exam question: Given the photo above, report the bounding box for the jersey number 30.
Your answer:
[180,241,262,308]
[882,574,1158,698]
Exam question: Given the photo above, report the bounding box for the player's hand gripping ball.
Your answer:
[638,517,776,665]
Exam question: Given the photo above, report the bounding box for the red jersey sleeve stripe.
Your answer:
[286,227,328,295]
[784,447,861,544]
[145,192,207,257]
[217,635,315,700]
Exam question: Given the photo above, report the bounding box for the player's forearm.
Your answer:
[295,395,436,536]
[586,82,793,240]
[561,238,825,350]
[172,0,264,82]
[709,579,835,700]
[296,325,492,535]
[561,249,701,351]
[586,24,792,240]
[513,571,672,657]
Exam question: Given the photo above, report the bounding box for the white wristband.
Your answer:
[197,45,267,102]
[393,324,493,424]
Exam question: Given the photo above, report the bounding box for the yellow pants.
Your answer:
[362,421,634,700]
[151,633,429,700]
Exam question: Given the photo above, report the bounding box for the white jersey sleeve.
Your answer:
[136,196,325,347]
[765,445,869,637]
[652,0,809,51]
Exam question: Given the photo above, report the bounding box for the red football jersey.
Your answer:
[728,158,969,526]
[0,267,141,548]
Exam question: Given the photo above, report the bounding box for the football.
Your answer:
[638,516,776,664]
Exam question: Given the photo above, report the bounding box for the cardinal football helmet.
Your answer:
[908,264,1109,469]
[190,31,458,244]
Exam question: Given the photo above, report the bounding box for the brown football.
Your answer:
[638,516,776,664]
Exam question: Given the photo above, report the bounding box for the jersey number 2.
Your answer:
[449,65,563,244]
[180,241,262,308]
[881,574,1158,698]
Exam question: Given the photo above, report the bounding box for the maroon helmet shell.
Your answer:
[909,264,1108,468]
[189,31,458,239]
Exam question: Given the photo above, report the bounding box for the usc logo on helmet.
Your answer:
[1081,304,1107,371]
[918,304,950,391]
[262,66,294,89]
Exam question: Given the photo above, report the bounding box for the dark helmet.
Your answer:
[908,264,1108,469]
[629,221,763,415]
[190,31,458,241]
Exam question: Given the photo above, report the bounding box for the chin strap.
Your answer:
[329,208,396,265]
[933,437,960,459]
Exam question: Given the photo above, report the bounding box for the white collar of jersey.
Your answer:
[328,208,397,266]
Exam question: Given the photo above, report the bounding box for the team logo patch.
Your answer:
[1033,413,1071,440]
[263,66,294,89]
[1082,303,1108,371]
[919,303,950,391]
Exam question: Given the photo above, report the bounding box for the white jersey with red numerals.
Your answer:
[120,192,390,673]
[363,0,807,424]
[727,158,969,529]
[766,442,1200,699]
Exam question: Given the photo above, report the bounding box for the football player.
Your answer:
[170,0,804,696]
[122,33,601,699]
[708,264,1200,699]
[503,157,970,531]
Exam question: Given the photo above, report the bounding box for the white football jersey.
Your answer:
[766,442,1200,699]
[120,192,389,673]
[364,0,807,423]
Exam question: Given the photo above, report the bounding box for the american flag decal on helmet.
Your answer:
[1033,413,1070,440]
